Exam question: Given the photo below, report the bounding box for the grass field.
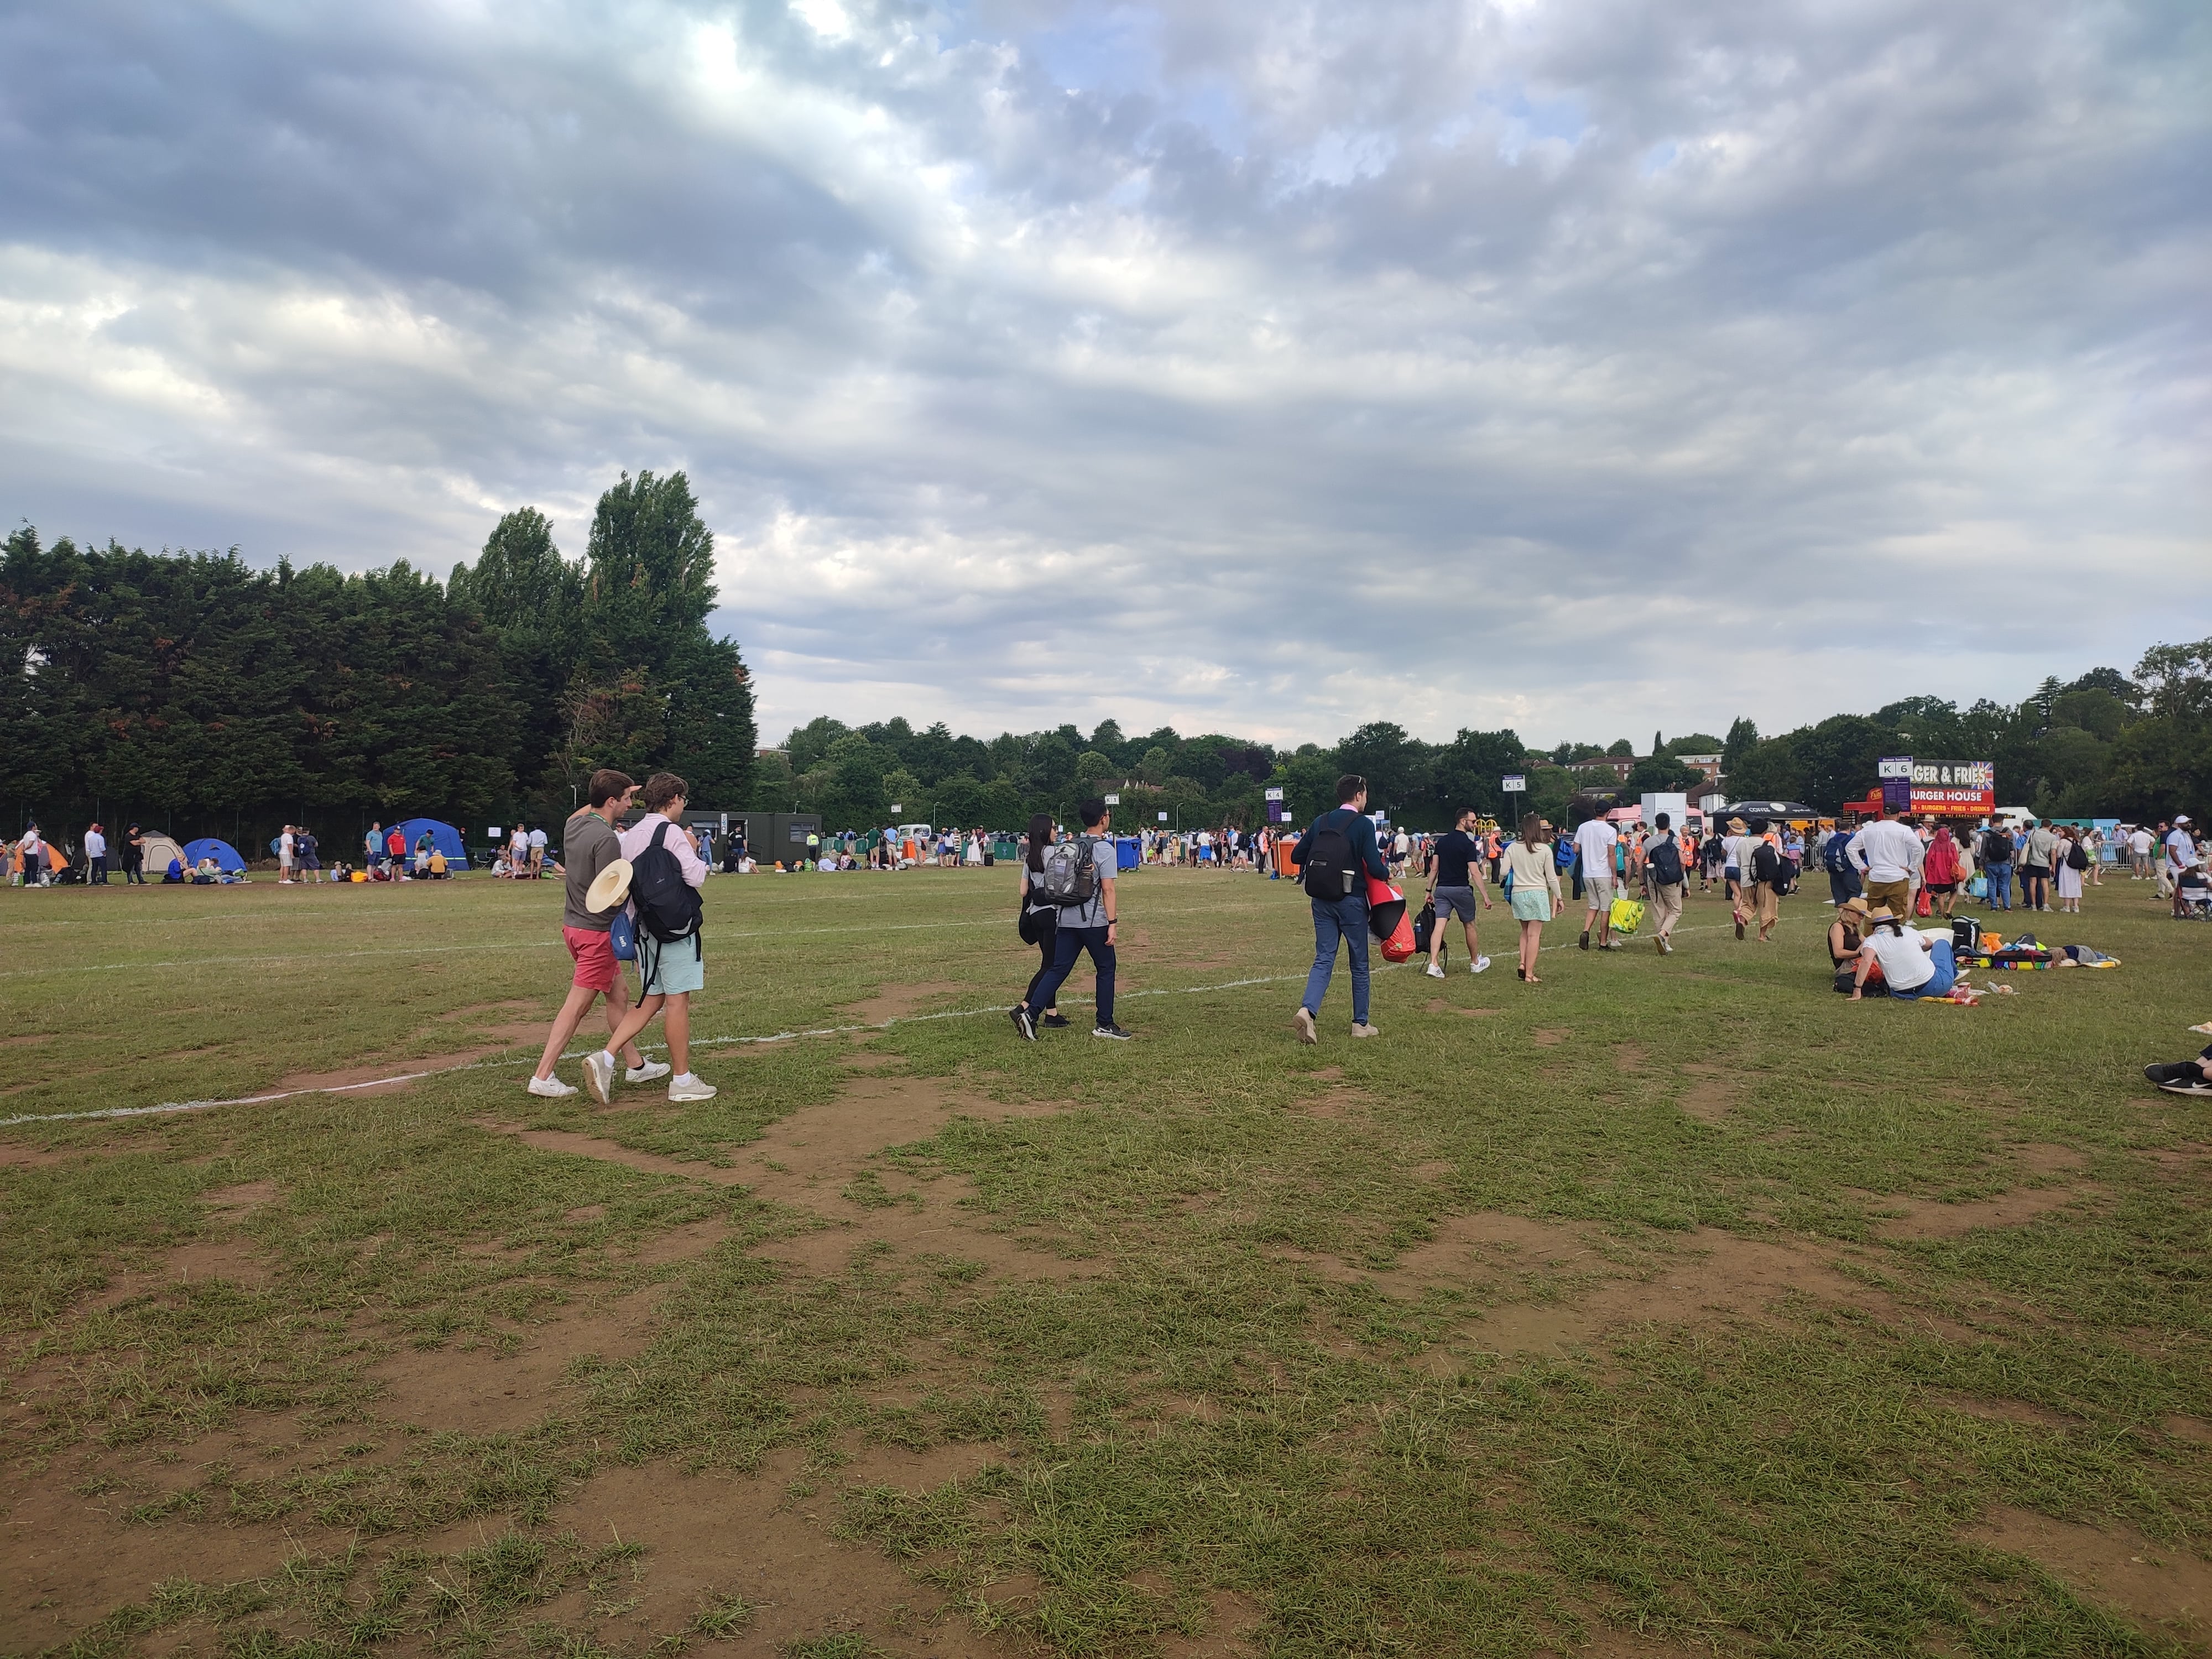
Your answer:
[3,863,2210,1659]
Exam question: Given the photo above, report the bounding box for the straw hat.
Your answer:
[1838,895,1870,918]
[1863,904,1901,923]
[586,857,634,914]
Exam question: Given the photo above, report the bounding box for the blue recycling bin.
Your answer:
[1116,836,1140,869]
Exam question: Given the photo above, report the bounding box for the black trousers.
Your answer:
[88,855,107,884]
[1023,913,1060,1010]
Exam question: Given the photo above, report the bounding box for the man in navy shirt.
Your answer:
[1288,774,1393,1043]
[1425,806,1495,977]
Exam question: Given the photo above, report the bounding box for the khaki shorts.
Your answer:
[1865,878,1911,920]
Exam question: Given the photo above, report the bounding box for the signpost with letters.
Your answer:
[1265,786,1287,825]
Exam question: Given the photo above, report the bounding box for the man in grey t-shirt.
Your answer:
[529,769,663,1097]
[1011,797,1129,1040]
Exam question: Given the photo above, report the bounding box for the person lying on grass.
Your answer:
[2145,1047,2212,1096]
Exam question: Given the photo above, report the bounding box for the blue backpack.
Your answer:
[1823,831,1853,875]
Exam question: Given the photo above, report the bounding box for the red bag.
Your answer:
[1366,875,1417,962]
[1915,886,1933,917]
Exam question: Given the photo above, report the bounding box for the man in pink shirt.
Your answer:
[583,772,716,1105]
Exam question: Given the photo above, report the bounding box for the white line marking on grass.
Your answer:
[0,904,1271,977]
[0,917,1785,1126]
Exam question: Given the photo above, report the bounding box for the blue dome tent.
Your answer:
[181,837,247,874]
[392,818,468,869]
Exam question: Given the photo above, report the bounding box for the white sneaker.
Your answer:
[624,1060,671,1084]
[667,1073,717,1102]
[581,1048,616,1107]
[527,1073,578,1098]
[1293,1007,1318,1045]
[1472,956,1491,974]
[1425,962,1446,979]
[1351,1023,1381,1039]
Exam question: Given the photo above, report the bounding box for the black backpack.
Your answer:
[2067,839,2090,871]
[1300,818,1359,900]
[1648,836,1684,886]
[631,821,704,947]
[1752,842,1783,886]
[1983,829,2012,864]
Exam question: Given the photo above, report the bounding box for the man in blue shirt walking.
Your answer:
[1288,774,1392,1044]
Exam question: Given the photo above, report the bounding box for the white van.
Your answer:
[894,823,933,846]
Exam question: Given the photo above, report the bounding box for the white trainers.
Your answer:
[1472,956,1491,974]
[624,1060,671,1084]
[1350,1023,1381,1039]
[1293,1006,1318,1045]
[581,1048,616,1107]
[1425,961,1446,979]
[527,1073,578,1098]
[667,1073,717,1102]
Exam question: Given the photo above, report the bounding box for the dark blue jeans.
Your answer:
[1302,894,1371,1026]
[1984,863,2012,909]
[1828,868,1862,906]
[1030,925,1114,1027]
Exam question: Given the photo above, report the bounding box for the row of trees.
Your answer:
[760,644,2211,833]
[0,471,757,847]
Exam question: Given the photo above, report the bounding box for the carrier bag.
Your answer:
[1608,895,1645,936]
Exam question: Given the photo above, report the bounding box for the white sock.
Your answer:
[674,1071,698,1084]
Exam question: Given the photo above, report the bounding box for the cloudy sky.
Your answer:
[3,0,2205,749]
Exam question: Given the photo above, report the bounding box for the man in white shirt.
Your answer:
[1847,804,1925,921]
[2130,825,2155,878]
[20,823,46,887]
[528,825,548,876]
[84,822,108,885]
[2167,818,2197,917]
[1573,811,1620,951]
[278,825,295,884]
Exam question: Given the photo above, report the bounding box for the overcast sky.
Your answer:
[3,0,2205,749]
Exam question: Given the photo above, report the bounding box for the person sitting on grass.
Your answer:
[2177,862,2212,919]
[192,855,220,884]
[2145,1047,2212,1097]
[1847,907,1957,1001]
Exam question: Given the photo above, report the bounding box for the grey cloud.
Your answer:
[0,0,2203,748]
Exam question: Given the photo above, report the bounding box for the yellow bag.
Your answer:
[1609,895,1645,936]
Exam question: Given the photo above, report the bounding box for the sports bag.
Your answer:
[1647,836,1684,886]
[1609,895,1645,936]
[1413,898,1444,964]
[631,821,704,945]
[1300,819,1359,900]
[1036,838,1098,907]
[1366,875,1416,961]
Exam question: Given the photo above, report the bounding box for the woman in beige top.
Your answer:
[1502,814,1564,983]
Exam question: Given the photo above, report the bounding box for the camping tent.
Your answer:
[141,833,187,878]
[392,818,468,868]
[10,841,66,878]
[182,837,247,874]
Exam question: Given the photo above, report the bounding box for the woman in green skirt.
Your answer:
[1502,814,1563,983]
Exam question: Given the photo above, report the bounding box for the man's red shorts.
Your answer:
[564,925,617,993]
